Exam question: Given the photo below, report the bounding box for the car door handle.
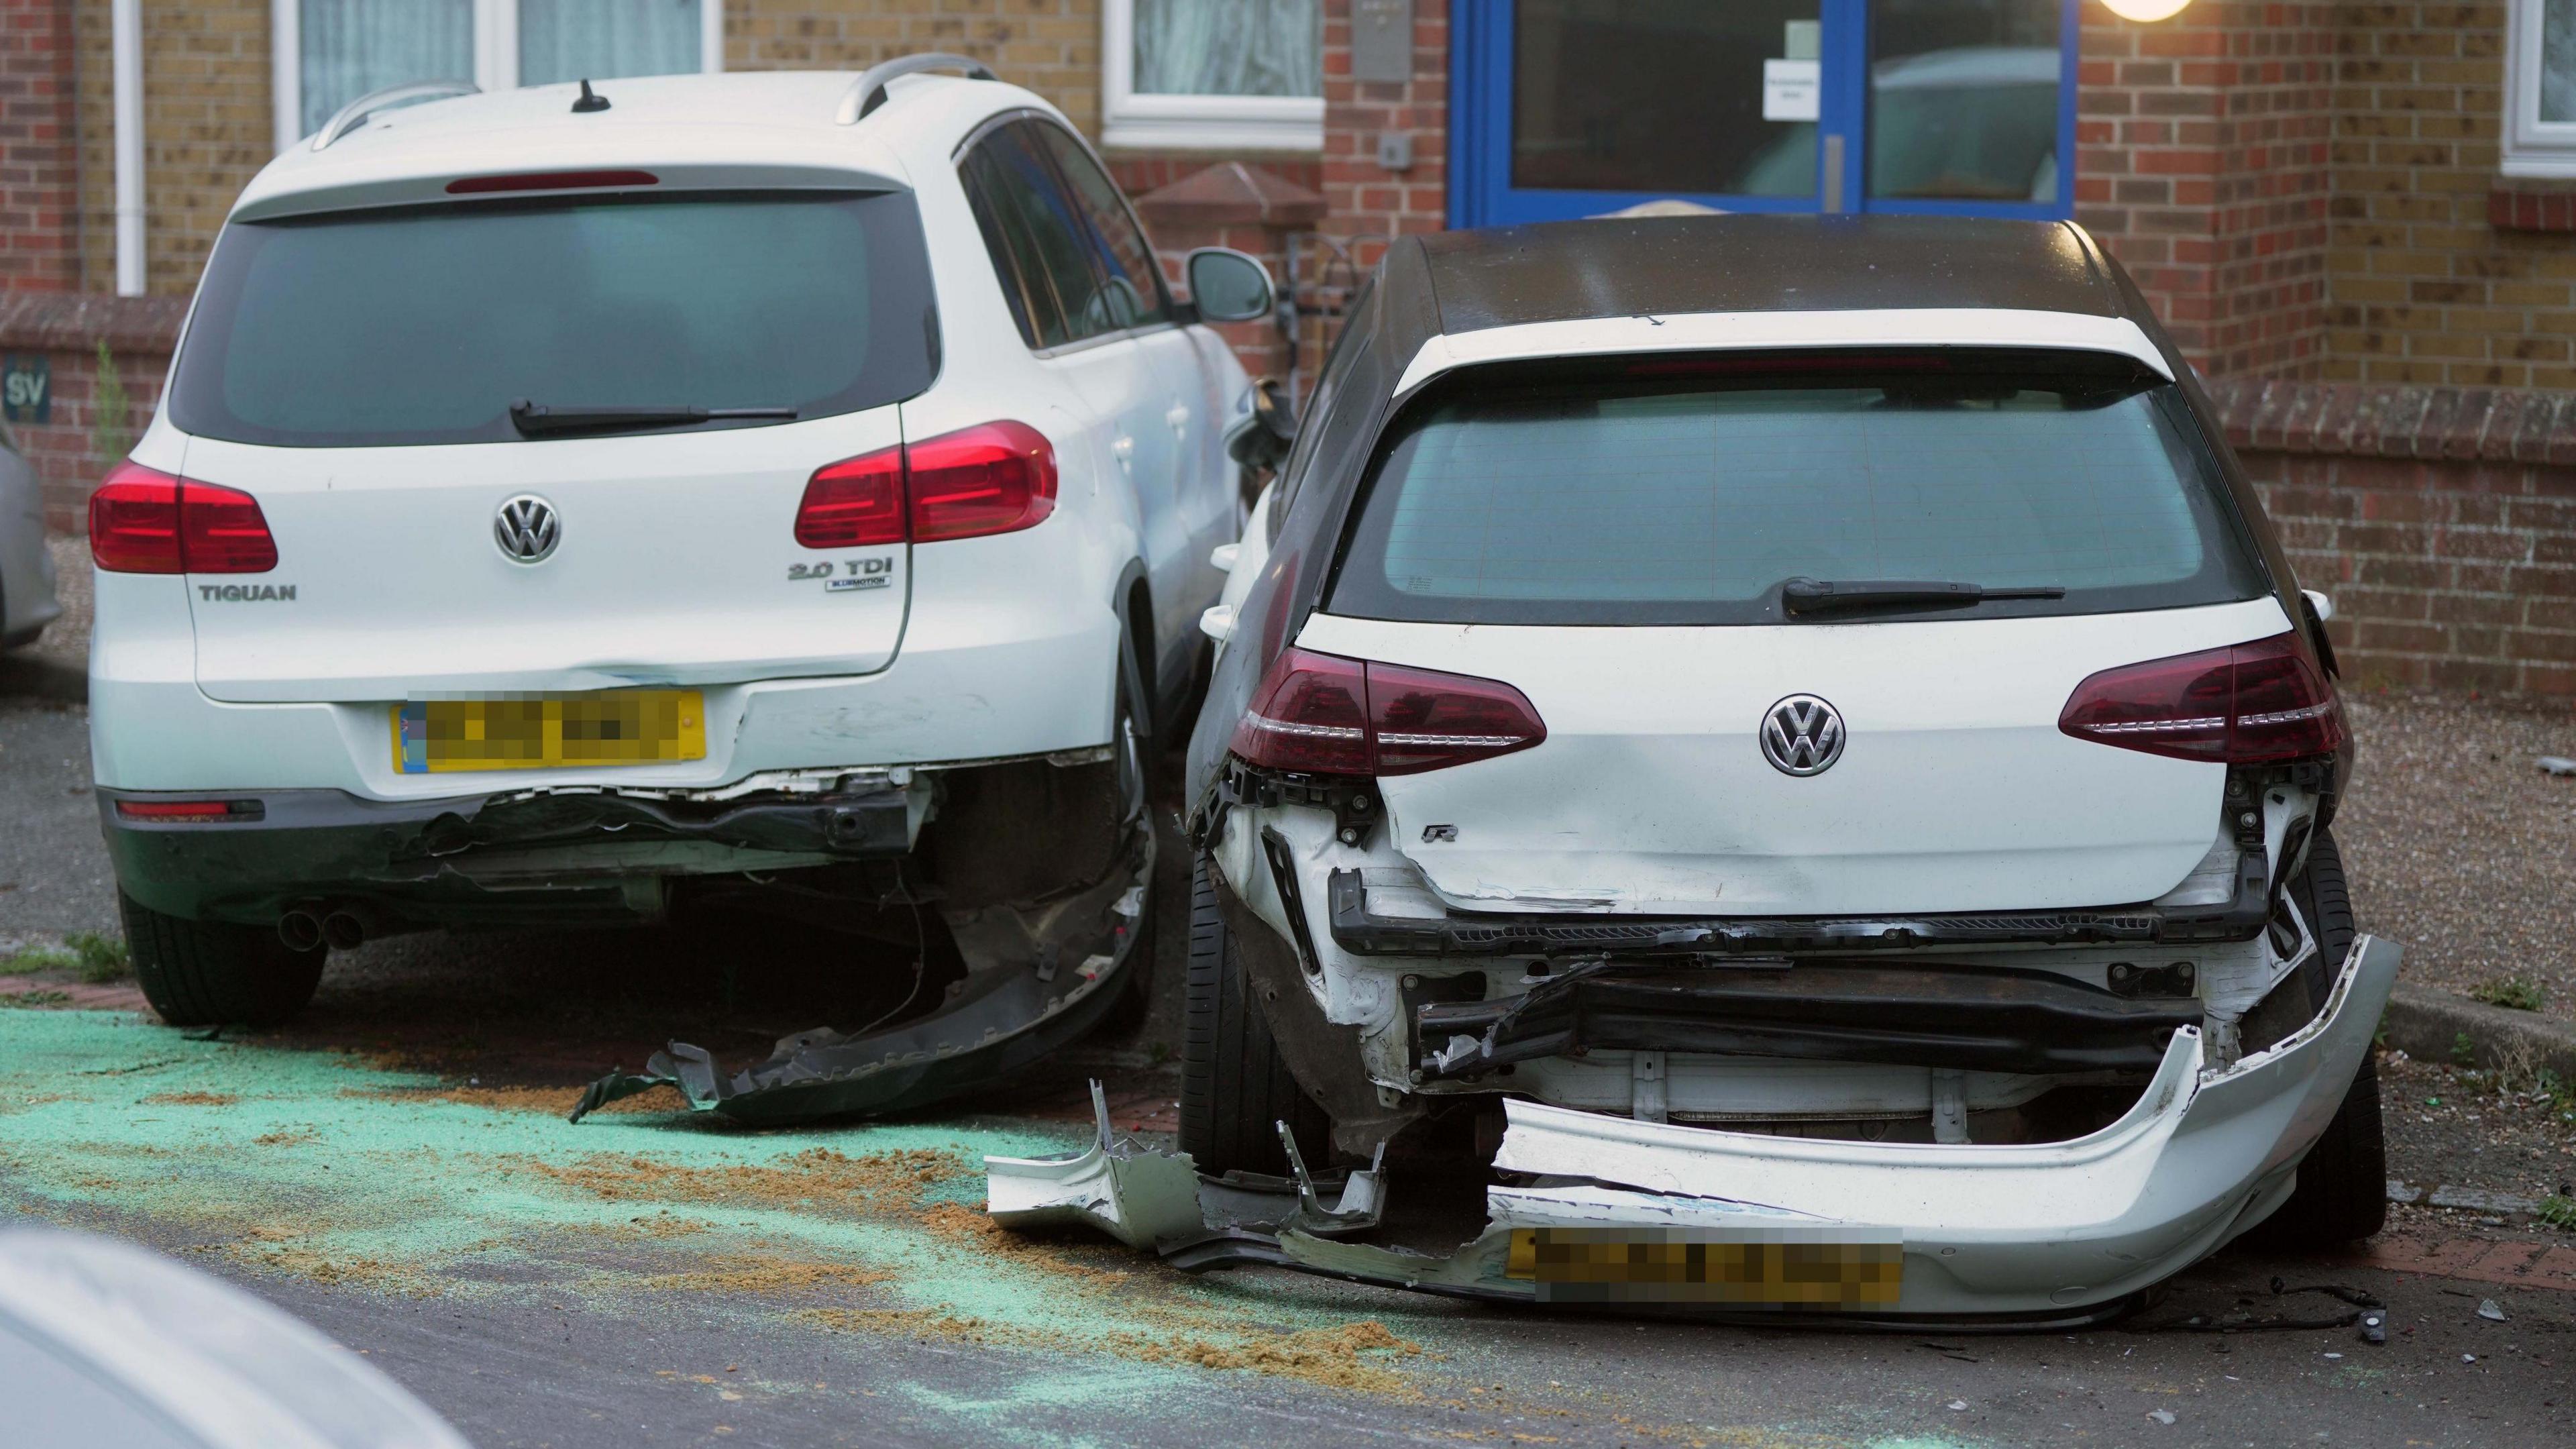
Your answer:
[1110,435,1134,471]
[1165,402,1191,433]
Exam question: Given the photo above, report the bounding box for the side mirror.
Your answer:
[1226,376,1298,472]
[1185,247,1275,323]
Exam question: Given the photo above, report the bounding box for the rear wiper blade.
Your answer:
[1779,576,2067,616]
[508,399,798,435]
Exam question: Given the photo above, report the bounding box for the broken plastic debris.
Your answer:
[2539,756,2576,777]
[984,1080,1385,1253]
[569,828,1155,1126]
[2477,1299,2508,1322]
[2147,1408,2176,1425]
[2462,1352,2477,1363]
[2360,1310,2387,1345]
[1945,1399,1968,1411]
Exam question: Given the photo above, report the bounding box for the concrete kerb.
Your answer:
[2378,981,2576,1081]
[0,653,85,704]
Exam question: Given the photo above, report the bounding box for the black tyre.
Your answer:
[120,892,326,1028]
[1179,854,1331,1176]
[2243,830,2387,1246]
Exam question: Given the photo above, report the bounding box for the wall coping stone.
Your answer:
[1134,162,1328,229]
[0,292,187,354]
[2204,377,2576,468]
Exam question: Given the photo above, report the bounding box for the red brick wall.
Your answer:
[0,292,184,528]
[1318,0,1447,276]
[2214,378,2576,696]
[0,0,79,291]
[2076,1,2334,379]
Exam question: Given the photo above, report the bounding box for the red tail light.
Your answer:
[2060,631,2343,764]
[795,445,906,547]
[1232,647,1546,777]
[795,422,1057,549]
[445,170,659,194]
[907,421,1056,541]
[89,462,277,574]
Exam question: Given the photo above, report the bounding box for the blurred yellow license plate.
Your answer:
[393,692,704,775]
[1506,1228,1902,1307]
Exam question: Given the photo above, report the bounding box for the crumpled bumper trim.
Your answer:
[981,934,2400,1323]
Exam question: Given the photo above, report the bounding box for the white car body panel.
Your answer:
[93,70,1250,801]
[1295,598,2292,916]
[1391,308,2172,400]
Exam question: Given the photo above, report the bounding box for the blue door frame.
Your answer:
[1448,0,2080,228]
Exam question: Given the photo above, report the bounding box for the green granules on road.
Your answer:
[0,1009,1431,1398]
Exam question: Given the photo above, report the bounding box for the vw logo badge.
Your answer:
[1760,694,1845,776]
[494,494,559,564]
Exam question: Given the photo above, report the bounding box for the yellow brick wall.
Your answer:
[68,1,1106,299]
[75,0,274,297]
[2326,3,2576,388]
[728,0,1102,138]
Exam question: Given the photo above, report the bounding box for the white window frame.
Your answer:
[2505,0,2576,177]
[270,0,725,154]
[1101,0,1322,152]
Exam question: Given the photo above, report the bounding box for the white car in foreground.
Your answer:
[1161,216,2395,1322]
[89,58,1274,1119]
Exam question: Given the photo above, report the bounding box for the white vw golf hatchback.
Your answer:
[1179,217,2398,1322]
[89,60,1271,1116]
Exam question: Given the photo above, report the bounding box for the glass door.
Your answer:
[1450,0,2076,227]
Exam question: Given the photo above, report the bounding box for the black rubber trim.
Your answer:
[1324,868,2246,958]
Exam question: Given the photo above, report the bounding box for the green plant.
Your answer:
[0,989,72,1009]
[2539,1196,2576,1233]
[2451,1030,2478,1068]
[2471,976,2547,1012]
[89,340,133,464]
[3,948,76,975]
[63,930,129,983]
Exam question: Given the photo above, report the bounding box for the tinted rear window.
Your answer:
[170,191,936,447]
[1328,351,2267,625]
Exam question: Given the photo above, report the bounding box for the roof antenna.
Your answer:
[571,79,610,113]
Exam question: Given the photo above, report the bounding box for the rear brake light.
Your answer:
[115,798,263,822]
[795,422,1057,548]
[89,463,277,574]
[1232,647,1546,776]
[795,446,906,547]
[907,421,1056,541]
[445,170,659,194]
[2059,631,2343,764]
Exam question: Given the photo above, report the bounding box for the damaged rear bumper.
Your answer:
[985,934,2398,1323]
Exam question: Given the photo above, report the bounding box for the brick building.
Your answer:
[5,0,2576,692]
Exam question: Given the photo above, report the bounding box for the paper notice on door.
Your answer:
[1762,59,1820,123]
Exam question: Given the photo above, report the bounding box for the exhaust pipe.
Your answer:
[321,910,366,952]
[277,910,323,953]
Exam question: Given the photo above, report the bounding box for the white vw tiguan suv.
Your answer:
[90,60,1271,1116]
[1179,217,2397,1321]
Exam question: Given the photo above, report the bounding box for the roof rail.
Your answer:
[313,79,480,152]
[835,53,998,125]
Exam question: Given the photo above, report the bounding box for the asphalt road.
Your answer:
[3,695,2571,1449]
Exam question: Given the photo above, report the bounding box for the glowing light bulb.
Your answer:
[2101,0,2193,19]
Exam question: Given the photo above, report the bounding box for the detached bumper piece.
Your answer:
[570,825,1152,1127]
[1326,866,2269,958]
[1416,961,2204,1080]
[985,935,2400,1324]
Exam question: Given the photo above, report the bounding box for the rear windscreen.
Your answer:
[1328,352,2268,626]
[170,191,936,447]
